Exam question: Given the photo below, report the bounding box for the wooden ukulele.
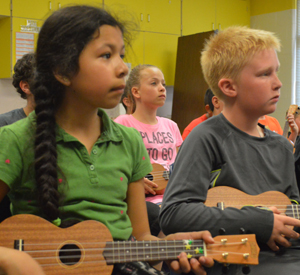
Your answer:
[282,104,299,138]
[145,163,170,195]
[0,214,259,275]
[205,186,298,220]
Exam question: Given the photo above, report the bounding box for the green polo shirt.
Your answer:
[0,109,152,240]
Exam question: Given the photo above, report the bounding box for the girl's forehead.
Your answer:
[95,25,124,45]
[140,67,163,79]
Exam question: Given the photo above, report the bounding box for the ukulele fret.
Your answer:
[144,241,152,261]
[113,241,115,263]
[130,241,132,262]
[295,204,300,220]
[173,240,176,260]
[130,241,137,262]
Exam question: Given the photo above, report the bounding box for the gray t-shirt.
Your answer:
[0,108,26,127]
[160,113,299,242]
[160,113,300,274]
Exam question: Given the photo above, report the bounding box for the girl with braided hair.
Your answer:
[0,5,214,275]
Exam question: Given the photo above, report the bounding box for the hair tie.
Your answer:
[52,217,61,227]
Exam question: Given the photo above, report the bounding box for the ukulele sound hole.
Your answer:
[59,244,81,265]
[146,173,153,181]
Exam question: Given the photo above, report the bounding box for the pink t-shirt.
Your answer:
[115,115,182,169]
[115,115,183,204]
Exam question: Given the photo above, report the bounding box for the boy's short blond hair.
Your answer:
[201,26,281,98]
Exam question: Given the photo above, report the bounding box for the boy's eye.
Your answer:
[151,82,156,85]
[120,54,125,59]
[261,72,270,77]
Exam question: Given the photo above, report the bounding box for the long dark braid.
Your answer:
[31,5,127,221]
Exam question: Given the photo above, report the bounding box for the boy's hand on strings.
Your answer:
[267,207,300,251]
[164,231,214,275]
[0,247,45,275]
[144,177,158,195]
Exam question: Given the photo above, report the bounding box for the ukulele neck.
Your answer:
[103,239,205,264]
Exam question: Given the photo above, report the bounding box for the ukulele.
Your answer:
[282,104,299,138]
[145,163,170,195]
[205,186,299,220]
[0,214,259,275]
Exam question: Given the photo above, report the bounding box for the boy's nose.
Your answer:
[274,75,282,90]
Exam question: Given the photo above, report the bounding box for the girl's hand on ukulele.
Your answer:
[165,231,214,275]
[0,247,45,275]
[144,177,158,195]
[267,212,300,251]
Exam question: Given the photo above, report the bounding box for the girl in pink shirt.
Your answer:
[115,65,183,205]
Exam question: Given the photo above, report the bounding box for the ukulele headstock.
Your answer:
[286,104,299,116]
[208,234,259,265]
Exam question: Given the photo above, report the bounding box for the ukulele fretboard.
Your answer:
[103,239,205,264]
[286,204,300,219]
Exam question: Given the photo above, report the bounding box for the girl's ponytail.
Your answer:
[34,77,60,221]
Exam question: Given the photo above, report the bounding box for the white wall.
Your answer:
[251,9,297,127]
[0,78,25,114]
[156,86,173,119]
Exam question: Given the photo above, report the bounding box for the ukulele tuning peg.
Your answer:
[219,228,226,235]
[222,264,230,274]
[242,265,250,274]
[239,227,246,234]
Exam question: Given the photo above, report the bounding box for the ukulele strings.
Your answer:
[19,241,250,268]
[21,240,248,261]
[144,171,170,178]
[217,204,300,213]
[19,240,241,250]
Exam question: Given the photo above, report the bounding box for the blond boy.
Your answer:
[160,26,300,274]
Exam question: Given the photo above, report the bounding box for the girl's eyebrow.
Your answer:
[98,43,125,51]
[150,77,164,82]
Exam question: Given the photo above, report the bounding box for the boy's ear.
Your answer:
[218,78,237,98]
[19,80,31,95]
[131,87,141,99]
[54,74,71,86]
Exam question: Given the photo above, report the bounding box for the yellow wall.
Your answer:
[250,0,296,16]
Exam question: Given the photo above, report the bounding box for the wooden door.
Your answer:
[172,30,215,133]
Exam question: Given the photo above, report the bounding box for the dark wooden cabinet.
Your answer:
[172,30,215,133]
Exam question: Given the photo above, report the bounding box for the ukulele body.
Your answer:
[205,186,291,214]
[0,214,113,275]
[148,163,169,195]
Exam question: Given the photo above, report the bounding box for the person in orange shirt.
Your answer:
[258,114,298,145]
[182,88,223,140]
